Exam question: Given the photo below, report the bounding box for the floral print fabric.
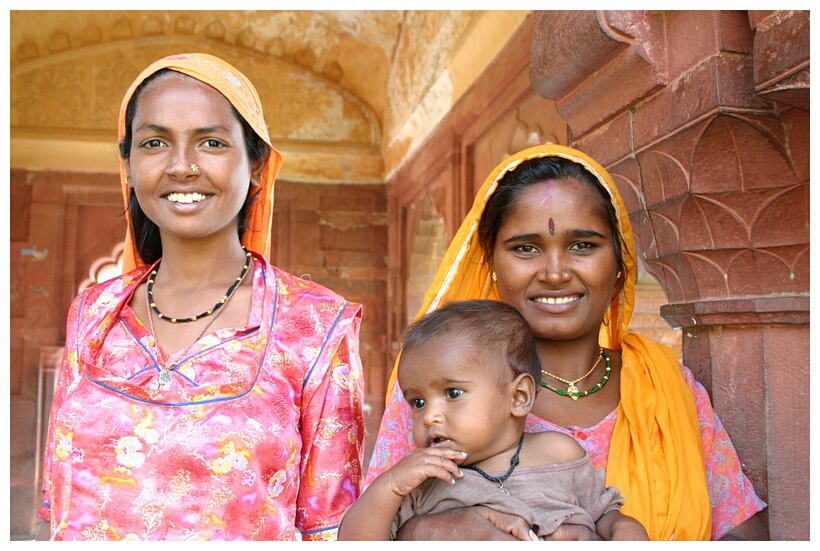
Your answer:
[366,364,765,540]
[40,252,364,540]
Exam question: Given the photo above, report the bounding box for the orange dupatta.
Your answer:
[117,53,283,272]
[385,144,712,540]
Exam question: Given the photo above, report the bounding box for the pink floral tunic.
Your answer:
[40,252,364,540]
[366,365,765,540]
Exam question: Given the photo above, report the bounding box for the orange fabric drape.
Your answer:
[385,144,712,540]
[117,53,283,272]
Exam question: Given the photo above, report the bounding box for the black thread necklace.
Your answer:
[463,433,525,495]
[147,247,252,324]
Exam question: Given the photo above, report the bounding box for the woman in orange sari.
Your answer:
[37,53,364,540]
[365,145,767,540]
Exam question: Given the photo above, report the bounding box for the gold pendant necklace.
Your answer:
[541,348,605,401]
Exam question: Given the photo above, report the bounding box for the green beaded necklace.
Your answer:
[539,350,611,400]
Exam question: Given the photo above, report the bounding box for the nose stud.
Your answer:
[190,163,199,172]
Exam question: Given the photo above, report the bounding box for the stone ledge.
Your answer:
[661,296,809,328]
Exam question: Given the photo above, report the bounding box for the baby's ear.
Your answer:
[509,373,536,418]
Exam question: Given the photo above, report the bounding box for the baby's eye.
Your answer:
[446,388,464,399]
[410,398,426,409]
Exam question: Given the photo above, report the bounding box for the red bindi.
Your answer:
[549,217,555,236]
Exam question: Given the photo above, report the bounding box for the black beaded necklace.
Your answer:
[463,433,525,495]
[147,247,252,324]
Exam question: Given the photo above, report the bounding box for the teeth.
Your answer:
[534,296,577,305]
[166,192,208,204]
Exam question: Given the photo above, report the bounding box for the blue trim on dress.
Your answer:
[300,524,338,535]
[302,302,349,390]
[83,264,275,407]
[120,318,260,386]
[120,319,161,374]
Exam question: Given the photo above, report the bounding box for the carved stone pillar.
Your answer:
[531,10,809,540]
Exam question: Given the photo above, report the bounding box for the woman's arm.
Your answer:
[595,511,649,541]
[37,292,89,535]
[297,307,366,539]
[395,507,536,541]
[719,513,768,541]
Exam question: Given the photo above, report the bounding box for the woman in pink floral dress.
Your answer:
[37,53,364,541]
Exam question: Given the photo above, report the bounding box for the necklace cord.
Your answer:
[463,432,525,488]
[540,350,611,400]
[541,347,603,386]
[145,251,253,375]
[148,248,252,323]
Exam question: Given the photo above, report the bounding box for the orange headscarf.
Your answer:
[386,144,712,540]
[117,53,283,272]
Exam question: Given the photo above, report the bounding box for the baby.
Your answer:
[339,299,648,540]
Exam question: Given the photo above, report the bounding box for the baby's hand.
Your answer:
[383,447,467,497]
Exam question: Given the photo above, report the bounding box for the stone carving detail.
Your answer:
[11,12,395,149]
[80,23,102,46]
[110,17,133,41]
[11,47,379,147]
[531,10,668,139]
[387,11,481,139]
[610,111,809,305]
[173,16,196,36]
[46,31,71,53]
[752,10,810,112]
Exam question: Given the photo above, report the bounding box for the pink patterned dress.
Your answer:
[40,252,364,540]
[366,365,765,540]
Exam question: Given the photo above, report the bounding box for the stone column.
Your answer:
[530,10,809,540]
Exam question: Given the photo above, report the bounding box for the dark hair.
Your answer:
[118,69,271,264]
[400,299,541,385]
[477,155,628,297]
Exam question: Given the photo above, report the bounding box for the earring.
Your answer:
[617,271,622,279]
[491,272,497,282]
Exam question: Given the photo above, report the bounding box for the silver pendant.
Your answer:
[159,369,172,385]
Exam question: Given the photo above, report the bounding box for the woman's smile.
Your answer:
[164,192,212,204]
[530,293,583,308]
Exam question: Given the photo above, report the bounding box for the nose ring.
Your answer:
[190,163,199,172]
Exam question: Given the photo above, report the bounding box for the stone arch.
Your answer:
[77,241,125,293]
[11,42,381,148]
